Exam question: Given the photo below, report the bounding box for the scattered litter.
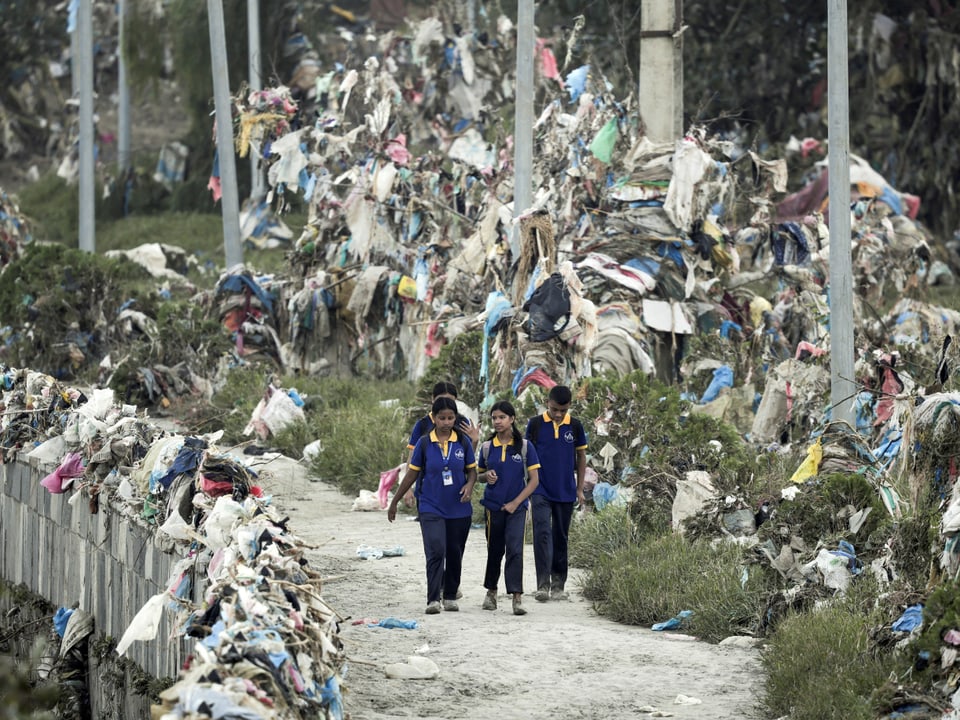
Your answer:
[356,544,404,560]
[352,489,382,512]
[383,655,440,680]
[652,610,693,632]
[366,618,418,630]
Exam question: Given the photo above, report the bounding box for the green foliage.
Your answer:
[305,379,416,497]
[759,472,888,550]
[577,369,752,485]
[198,370,416,496]
[415,330,485,411]
[889,510,939,594]
[761,583,897,720]
[15,175,81,243]
[0,647,60,720]
[583,532,769,643]
[569,504,641,571]
[0,243,154,380]
[913,578,960,663]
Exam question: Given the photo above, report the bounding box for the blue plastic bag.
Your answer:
[652,609,693,631]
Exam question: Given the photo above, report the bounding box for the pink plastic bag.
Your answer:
[40,452,85,494]
[377,465,402,509]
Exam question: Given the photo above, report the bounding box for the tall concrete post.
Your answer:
[78,0,95,253]
[638,0,683,142]
[208,0,244,268]
[69,0,79,96]
[117,0,132,172]
[827,0,855,427]
[247,0,265,200]
[511,0,534,261]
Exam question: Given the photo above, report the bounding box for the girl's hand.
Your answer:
[503,500,519,514]
[387,502,398,522]
[459,483,474,502]
[486,469,498,484]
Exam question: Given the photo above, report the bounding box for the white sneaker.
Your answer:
[443,599,459,612]
[425,601,441,615]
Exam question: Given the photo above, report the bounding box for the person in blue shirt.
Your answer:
[406,381,480,457]
[403,381,479,599]
[389,396,477,614]
[525,385,588,602]
[478,400,540,616]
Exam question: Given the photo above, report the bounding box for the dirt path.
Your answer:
[275,481,764,720]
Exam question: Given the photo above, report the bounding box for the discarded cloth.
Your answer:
[40,452,85,494]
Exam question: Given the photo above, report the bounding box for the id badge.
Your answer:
[442,467,453,486]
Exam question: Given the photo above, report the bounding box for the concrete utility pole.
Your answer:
[69,0,79,96]
[78,0,95,252]
[247,0,265,200]
[117,0,132,172]
[827,0,856,427]
[511,0,534,261]
[208,0,244,268]
[638,0,683,142]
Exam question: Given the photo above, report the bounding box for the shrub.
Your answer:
[761,581,896,720]
[415,330,485,411]
[569,504,641,570]
[304,379,415,498]
[583,532,769,642]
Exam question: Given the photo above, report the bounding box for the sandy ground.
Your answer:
[274,479,765,720]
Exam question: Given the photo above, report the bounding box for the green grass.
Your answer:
[761,583,897,720]
[569,504,642,570]
[14,171,303,276]
[580,531,770,643]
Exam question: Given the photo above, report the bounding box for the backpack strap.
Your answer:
[480,440,491,467]
[521,439,529,485]
[528,415,542,444]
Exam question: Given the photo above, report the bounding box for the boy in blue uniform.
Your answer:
[389,397,477,614]
[478,400,541,616]
[525,385,587,601]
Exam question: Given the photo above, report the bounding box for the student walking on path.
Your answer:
[477,401,540,616]
[525,385,587,602]
[389,396,477,614]
[406,382,480,457]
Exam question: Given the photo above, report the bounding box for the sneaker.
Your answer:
[512,595,527,616]
[456,589,463,600]
[443,599,459,612]
[425,601,441,615]
[534,588,550,603]
[551,588,569,601]
[482,591,497,611]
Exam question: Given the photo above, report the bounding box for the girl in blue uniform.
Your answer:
[478,401,540,616]
[388,396,477,614]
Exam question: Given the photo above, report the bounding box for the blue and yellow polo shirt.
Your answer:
[525,412,588,503]
[478,437,541,511]
[408,429,477,519]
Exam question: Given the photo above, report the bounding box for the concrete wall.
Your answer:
[0,456,191,717]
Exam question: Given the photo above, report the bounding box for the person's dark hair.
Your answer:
[431,396,458,416]
[548,385,572,405]
[431,381,458,399]
[486,400,523,447]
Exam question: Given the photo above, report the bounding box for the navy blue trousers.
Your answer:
[483,507,527,594]
[419,513,471,604]
[530,494,575,592]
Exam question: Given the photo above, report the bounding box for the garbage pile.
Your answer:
[0,365,346,719]
[0,189,31,270]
